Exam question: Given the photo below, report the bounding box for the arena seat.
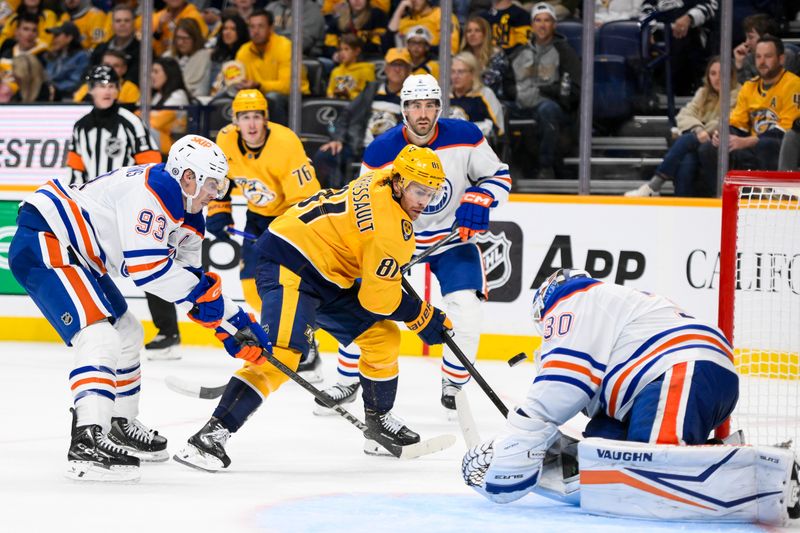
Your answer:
[300,98,349,138]
[558,20,583,57]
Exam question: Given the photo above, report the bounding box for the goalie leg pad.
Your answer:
[579,437,797,525]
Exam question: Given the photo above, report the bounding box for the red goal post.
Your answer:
[718,170,800,447]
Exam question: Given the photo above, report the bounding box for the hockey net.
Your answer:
[719,171,800,449]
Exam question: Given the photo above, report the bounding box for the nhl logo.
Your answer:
[105,137,123,157]
[61,312,73,326]
[476,231,512,291]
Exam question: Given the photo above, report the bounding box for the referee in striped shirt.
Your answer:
[66,65,161,185]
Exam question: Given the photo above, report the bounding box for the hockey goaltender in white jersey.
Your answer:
[462,269,800,525]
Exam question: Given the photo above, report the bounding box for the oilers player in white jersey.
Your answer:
[314,74,511,418]
[8,135,273,482]
[460,270,800,526]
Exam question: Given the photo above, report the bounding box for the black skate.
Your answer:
[363,408,420,456]
[108,417,169,462]
[313,382,360,416]
[173,417,231,472]
[145,332,180,360]
[66,409,140,482]
[441,378,462,420]
[297,340,323,383]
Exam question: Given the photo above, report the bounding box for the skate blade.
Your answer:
[65,461,140,483]
[312,397,357,416]
[146,347,181,361]
[172,445,226,473]
[443,407,459,422]
[121,447,170,463]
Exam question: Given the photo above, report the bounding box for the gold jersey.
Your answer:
[730,70,800,135]
[268,169,416,317]
[216,122,320,218]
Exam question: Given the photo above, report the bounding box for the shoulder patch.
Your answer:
[145,163,184,223]
[401,219,413,241]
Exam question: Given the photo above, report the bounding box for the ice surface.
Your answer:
[0,343,790,532]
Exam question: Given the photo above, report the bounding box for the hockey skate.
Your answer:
[66,409,140,482]
[441,378,462,421]
[145,333,181,361]
[363,408,420,456]
[173,417,231,472]
[297,340,323,384]
[108,417,169,462]
[313,382,360,416]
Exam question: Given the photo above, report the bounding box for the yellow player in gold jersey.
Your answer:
[207,89,320,315]
[175,145,454,471]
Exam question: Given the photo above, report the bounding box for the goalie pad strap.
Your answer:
[578,438,796,526]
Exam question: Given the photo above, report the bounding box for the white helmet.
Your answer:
[166,135,230,211]
[400,74,442,108]
[400,74,443,134]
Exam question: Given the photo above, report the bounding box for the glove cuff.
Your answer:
[207,200,232,217]
[405,301,433,332]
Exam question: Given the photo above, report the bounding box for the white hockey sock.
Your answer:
[111,311,143,421]
[336,342,361,386]
[70,321,121,432]
[442,290,481,386]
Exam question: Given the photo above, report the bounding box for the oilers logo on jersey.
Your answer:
[234,176,277,207]
[422,177,453,215]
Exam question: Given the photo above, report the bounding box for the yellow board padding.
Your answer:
[0,316,542,361]
[734,349,800,380]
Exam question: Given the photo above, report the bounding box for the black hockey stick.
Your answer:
[253,346,454,459]
[165,229,460,401]
[401,276,510,417]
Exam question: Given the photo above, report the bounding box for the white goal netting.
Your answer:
[729,185,800,449]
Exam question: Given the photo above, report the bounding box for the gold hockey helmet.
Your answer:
[232,89,268,116]
[392,145,445,194]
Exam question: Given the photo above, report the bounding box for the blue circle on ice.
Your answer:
[254,493,766,533]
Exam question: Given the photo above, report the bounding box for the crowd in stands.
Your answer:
[0,0,799,194]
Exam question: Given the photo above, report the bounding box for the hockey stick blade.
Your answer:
[164,375,226,400]
[399,434,456,460]
[454,390,481,448]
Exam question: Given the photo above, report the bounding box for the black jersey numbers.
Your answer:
[375,257,399,278]
[292,163,315,187]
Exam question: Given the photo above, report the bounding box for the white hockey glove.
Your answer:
[462,410,561,504]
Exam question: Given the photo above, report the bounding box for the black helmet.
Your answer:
[86,65,119,87]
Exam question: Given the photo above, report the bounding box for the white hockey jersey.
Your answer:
[526,277,735,425]
[361,118,511,256]
[23,163,207,303]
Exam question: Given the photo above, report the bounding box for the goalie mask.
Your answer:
[531,269,591,331]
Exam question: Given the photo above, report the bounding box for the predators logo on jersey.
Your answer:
[233,176,277,206]
[402,219,413,241]
[751,108,780,134]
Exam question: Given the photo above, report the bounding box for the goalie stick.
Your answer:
[165,229,461,401]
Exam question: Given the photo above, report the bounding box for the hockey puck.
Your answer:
[507,352,527,367]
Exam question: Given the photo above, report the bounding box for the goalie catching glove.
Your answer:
[454,186,496,242]
[215,308,271,365]
[405,301,452,345]
[462,409,560,504]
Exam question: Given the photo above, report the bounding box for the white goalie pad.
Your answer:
[578,437,797,526]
